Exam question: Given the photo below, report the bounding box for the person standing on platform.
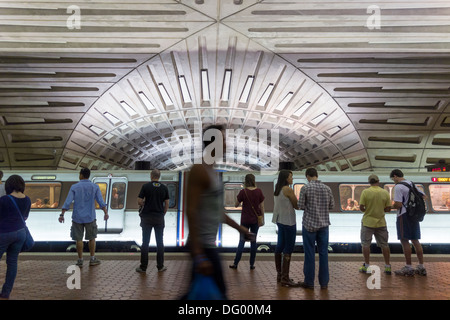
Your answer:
[59,168,108,267]
[390,169,427,276]
[0,171,6,197]
[358,174,392,275]
[298,168,334,289]
[229,173,265,270]
[184,124,254,300]
[136,169,170,273]
[0,175,31,299]
[272,169,301,287]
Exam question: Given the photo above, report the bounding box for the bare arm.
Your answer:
[283,186,299,210]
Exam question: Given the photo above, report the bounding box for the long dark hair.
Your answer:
[274,170,292,196]
[244,174,256,188]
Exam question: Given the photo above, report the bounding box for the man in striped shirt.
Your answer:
[298,168,334,289]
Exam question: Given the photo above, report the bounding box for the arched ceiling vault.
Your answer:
[0,0,449,172]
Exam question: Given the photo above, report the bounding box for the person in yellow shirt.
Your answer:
[359,174,392,274]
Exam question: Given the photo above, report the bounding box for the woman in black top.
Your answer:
[0,175,31,299]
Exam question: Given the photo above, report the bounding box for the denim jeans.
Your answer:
[275,223,297,254]
[233,223,259,266]
[302,226,329,287]
[0,228,26,298]
[140,223,164,270]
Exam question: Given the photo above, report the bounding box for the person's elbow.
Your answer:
[392,202,402,210]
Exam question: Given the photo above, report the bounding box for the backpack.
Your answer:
[397,181,426,222]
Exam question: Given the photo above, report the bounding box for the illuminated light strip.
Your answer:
[178,75,192,103]
[120,100,138,117]
[138,91,156,111]
[157,83,174,107]
[201,69,210,102]
[293,101,311,117]
[239,76,254,103]
[103,112,121,126]
[431,177,450,182]
[31,175,56,180]
[274,91,293,112]
[257,83,274,107]
[221,69,232,102]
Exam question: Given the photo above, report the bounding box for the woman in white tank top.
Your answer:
[272,170,301,287]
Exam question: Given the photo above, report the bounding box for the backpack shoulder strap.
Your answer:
[397,181,412,190]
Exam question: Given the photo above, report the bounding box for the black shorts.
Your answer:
[396,214,421,240]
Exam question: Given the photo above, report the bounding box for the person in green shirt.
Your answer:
[359,174,392,275]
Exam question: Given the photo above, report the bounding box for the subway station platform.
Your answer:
[2,252,449,302]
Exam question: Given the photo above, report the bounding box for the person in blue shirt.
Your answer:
[59,168,108,267]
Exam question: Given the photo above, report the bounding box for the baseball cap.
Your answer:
[368,174,379,183]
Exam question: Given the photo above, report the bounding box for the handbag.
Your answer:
[187,273,224,300]
[8,195,35,252]
[244,189,264,227]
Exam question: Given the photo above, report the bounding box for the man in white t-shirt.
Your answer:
[390,169,426,276]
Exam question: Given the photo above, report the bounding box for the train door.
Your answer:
[93,176,127,233]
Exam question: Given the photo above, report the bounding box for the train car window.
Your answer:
[167,183,177,208]
[27,182,61,209]
[339,184,370,211]
[95,183,107,209]
[293,184,305,200]
[224,183,243,211]
[429,184,450,212]
[111,182,126,209]
[384,184,426,212]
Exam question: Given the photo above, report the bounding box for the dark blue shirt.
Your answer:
[0,195,31,233]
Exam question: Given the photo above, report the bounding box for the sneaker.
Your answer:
[384,265,392,275]
[89,257,101,266]
[135,267,146,273]
[359,264,370,273]
[229,264,237,269]
[394,266,415,277]
[415,265,427,276]
[157,266,167,272]
[76,259,84,267]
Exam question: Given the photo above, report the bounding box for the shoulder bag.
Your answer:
[8,195,35,252]
[244,189,264,227]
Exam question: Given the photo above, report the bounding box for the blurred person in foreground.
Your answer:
[184,124,254,299]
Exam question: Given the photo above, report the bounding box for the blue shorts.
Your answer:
[396,214,421,240]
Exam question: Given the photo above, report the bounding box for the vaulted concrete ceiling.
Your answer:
[0,0,449,172]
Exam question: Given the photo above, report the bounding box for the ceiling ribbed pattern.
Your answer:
[0,0,449,172]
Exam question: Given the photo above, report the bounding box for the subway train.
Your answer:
[1,170,449,252]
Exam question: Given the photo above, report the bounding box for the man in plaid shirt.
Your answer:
[298,168,334,289]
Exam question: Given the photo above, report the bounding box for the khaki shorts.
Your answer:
[360,224,389,248]
[71,220,98,241]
